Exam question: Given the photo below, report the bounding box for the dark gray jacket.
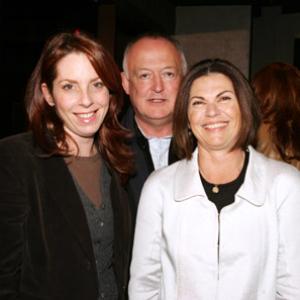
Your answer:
[121,107,179,217]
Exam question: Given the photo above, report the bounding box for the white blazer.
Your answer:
[129,146,300,300]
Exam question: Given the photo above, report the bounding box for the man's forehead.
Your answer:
[128,49,180,70]
[133,66,179,73]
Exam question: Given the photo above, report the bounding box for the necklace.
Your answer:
[199,150,249,197]
[199,173,220,193]
[212,185,219,193]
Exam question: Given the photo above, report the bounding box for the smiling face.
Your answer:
[41,52,110,151]
[122,37,183,135]
[188,73,242,153]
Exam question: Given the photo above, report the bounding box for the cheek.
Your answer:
[188,110,201,128]
[53,96,73,113]
[225,101,241,117]
[230,107,242,124]
[93,89,110,105]
[101,94,110,106]
[130,81,148,94]
[51,89,75,108]
[167,81,180,93]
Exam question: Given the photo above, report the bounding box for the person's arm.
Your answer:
[128,174,163,300]
[276,172,300,299]
[0,151,28,299]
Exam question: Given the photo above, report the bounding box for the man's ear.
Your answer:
[41,83,55,106]
[121,72,130,95]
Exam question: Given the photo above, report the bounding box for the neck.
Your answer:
[66,137,96,157]
[135,117,172,138]
[198,147,245,184]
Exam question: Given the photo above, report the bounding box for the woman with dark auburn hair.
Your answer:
[252,62,300,170]
[129,59,300,299]
[0,31,133,300]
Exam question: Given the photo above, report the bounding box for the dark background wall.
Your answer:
[175,6,252,76]
[1,0,299,138]
[1,0,99,137]
[251,5,300,74]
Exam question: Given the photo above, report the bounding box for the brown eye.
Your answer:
[219,96,231,102]
[62,83,73,90]
[163,71,175,79]
[139,73,151,80]
[94,81,104,89]
[191,99,204,106]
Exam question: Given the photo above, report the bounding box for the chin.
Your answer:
[150,112,171,119]
[76,128,99,138]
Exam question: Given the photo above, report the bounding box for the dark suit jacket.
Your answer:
[0,132,132,300]
[121,107,179,216]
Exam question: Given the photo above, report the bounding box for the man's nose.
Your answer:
[151,74,164,93]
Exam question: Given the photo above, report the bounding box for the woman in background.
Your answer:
[129,59,300,299]
[252,62,300,169]
[0,31,133,300]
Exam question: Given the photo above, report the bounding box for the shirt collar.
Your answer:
[174,146,267,206]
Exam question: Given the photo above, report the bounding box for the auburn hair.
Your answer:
[25,31,133,182]
[252,62,300,165]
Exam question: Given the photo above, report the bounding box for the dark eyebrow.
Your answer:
[190,90,234,101]
[190,96,204,101]
[57,79,77,84]
[57,77,100,84]
[216,90,234,97]
[90,77,102,82]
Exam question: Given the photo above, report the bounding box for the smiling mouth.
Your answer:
[203,122,227,129]
[75,111,97,123]
[76,112,95,118]
[147,98,167,103]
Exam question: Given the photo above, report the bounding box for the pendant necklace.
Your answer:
[212,185,219,193]
[199,171,220,193]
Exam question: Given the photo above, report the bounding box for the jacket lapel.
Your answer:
[174,148,207,201]
[39,155,95,260]
[174,147,268,206]
[237,146,267,206]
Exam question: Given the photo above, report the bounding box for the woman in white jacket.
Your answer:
[129,58,300,300]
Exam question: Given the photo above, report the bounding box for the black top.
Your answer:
[200,150,249,213]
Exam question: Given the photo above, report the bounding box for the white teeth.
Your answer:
[149,98,165,102]
[78,112,94,118]
[204,123,225,129]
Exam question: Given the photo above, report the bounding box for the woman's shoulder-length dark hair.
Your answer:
[173,58,261,159]
[25,30,133,182]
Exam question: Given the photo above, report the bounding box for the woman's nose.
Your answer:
[205,102,220,116]
[79,89,93,107]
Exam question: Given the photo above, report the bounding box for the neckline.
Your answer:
[65,152,101,163]
[199,150,249,194]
